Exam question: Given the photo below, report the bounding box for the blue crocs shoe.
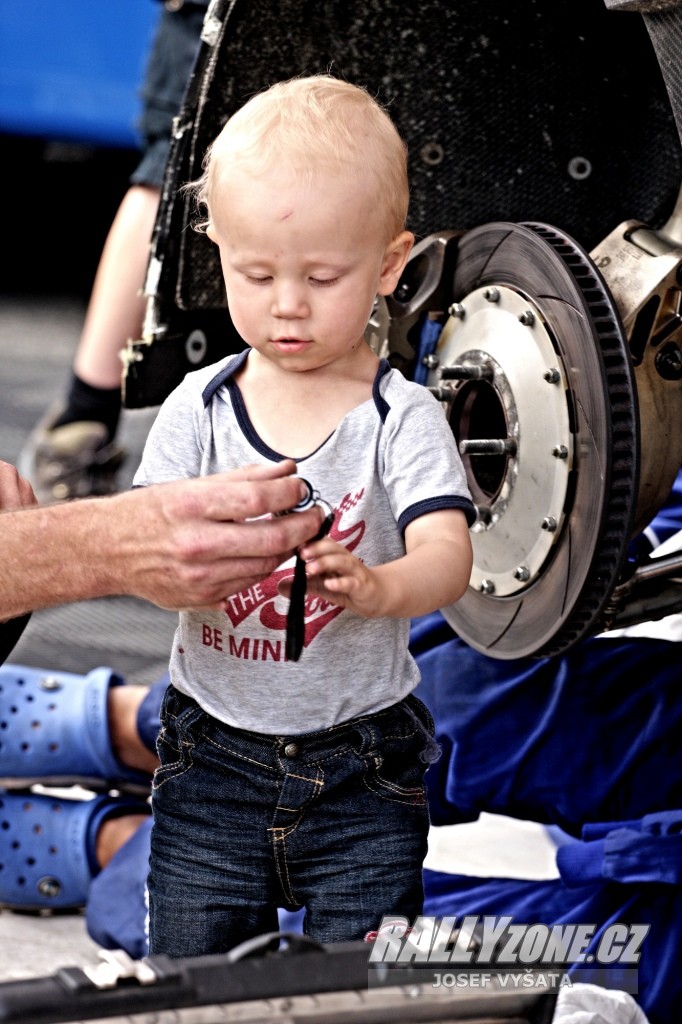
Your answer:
[0,790,150,910]
[0,665,152,794]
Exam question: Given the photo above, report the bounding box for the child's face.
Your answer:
[206,164,412,373]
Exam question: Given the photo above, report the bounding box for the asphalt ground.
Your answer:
[0,134,177,690]
[0,140,176,981]
[0,292,175,983]
[0,293,176,687]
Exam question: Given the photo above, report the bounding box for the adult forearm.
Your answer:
[0,499,115,618]
[0,466,323,620]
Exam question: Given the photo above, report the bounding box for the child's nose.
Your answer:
[271,281,309,319]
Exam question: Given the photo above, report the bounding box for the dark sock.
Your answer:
[52,374,122,442]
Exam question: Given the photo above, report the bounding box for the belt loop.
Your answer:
[403,701,442,765]
[353,720,376,757]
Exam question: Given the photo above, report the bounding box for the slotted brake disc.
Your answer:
[430,222,639,659]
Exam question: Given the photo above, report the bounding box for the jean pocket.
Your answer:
[358,699,435,807]
[153,688,204,790]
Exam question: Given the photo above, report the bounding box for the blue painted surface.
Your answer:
[0,0,161,147]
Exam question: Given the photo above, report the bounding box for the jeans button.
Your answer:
[283,742,300,757]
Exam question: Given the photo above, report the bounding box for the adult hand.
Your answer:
[0,459,324,620]
[116,459,326,609]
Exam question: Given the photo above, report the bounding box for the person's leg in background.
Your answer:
[411,612,682,1024]
[0,665,164,957]
[21,185,161,500]
[0,667,303,958]
[19,2,208,503]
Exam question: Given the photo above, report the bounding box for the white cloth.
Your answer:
[555,983,650,1024]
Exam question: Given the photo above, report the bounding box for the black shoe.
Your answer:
[18,411,126,502]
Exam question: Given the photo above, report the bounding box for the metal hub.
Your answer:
[399,221,639,660]
[428,284,572,597]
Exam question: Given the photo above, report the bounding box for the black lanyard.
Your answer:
[284,482,334,661]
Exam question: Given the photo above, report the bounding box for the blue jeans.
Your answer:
[148,686,436,957]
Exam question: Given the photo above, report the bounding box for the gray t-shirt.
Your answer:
[134,351,474,734]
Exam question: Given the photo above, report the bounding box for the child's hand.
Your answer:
[278,508,473,621]
[293,537,387,617]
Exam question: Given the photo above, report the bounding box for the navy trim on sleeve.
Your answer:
[398,496,477,534]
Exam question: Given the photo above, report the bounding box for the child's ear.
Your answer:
[378,231,414,295]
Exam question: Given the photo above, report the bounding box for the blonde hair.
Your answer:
[187,75,409,240]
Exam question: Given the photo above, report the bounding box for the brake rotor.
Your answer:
[431,222,639,659]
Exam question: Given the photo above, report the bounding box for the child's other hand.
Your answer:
[295,537,386,617]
